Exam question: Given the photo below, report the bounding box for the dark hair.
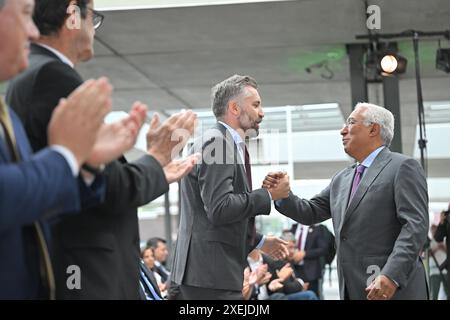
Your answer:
[211,75,258,120]
[33,0,90,35]
[0,0,5,9]
[146,237,166,249]
[140,246,154,258]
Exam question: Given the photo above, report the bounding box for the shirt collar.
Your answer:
[35,43,74,69]
[218,121,244,146]
[360,146,385,168]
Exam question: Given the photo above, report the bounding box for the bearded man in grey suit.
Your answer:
[171,75,290,300]
[264,103,429,300]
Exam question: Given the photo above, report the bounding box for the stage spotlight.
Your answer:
[436,48,450,73]
[378,53,407,75]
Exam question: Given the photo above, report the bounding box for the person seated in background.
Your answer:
[139,258,163,301]
[141,246,168,298]
[434,203,450,300]
[242,266,282,300]
[147,237,171,283]
[245,253,283,300]
[283,226,328,298]
[246,249,318,300]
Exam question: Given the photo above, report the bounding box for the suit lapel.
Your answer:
[10,113,29,161]
[0,109,28,162]
[215,122,250,192]
[341,148,392,228]
[336,166,355,233]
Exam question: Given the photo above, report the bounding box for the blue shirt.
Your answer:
[359,146,385,177]
[218,121,245,164]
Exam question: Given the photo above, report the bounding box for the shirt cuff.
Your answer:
[255,235,266,249]
[266,189,272,201]
[383,274,399,287]
[50,145,79,176]
[275,199,284,207]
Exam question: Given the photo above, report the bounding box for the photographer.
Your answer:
[434,204,450,300]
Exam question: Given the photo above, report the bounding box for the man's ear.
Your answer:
[369,123,381,137]
[229,100,241,117]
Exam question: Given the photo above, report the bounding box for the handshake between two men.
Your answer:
[261,171,291,201]
[251,171,291,261]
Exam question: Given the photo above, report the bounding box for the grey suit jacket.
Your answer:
[171,123,271,293]
[276,147,429,300]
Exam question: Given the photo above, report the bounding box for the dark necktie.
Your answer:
[350,164,366,200]
[243,145,253,190]
[0,96,56,299]
[297,226,304,250]
[242,143,256,246]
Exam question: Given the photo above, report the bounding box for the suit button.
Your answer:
[342,237,347,241]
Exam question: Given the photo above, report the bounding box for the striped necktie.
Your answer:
[0,96,56,300]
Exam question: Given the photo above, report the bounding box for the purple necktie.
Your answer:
[350,164,366,200]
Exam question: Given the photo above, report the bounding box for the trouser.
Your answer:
[430,274,448,299]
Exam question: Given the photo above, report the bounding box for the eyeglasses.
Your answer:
[88,8,105,30]
[343,118,373,128]
[344,118,358,127]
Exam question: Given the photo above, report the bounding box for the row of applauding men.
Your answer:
[0,0,199,299]
[1,0,288,299]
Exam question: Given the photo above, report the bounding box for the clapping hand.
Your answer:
[276,263,294,282]
[268,278,284,292]
[146,110,197,167]
[163,153,200,184]
[86,101,148,166]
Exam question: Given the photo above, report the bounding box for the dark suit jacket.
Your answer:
[290,223,328,281]
[171,123,271,295]
[276,148,429,300]
[0,107,80,299]
[7,43,169,299]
